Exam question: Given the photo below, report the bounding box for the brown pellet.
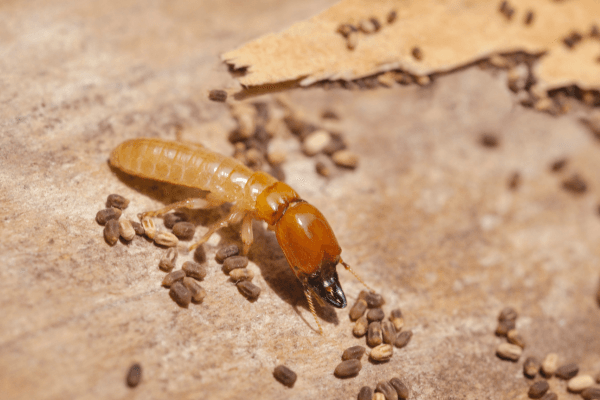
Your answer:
[104,219,120,246]
[496,343,522,362]
[481,134,499,148]
[508,172,521,190]
[353,316,369,337]
[342,345,366,361]
[394,330,413,349]
[215,244,239,263]
[162,270,185,287]
[315,161,331,177]
[358,386,373,400]
[321,109,339,120]
[171,222,195,241]
[223,256,249,274]
[208,89,227,102]
[163,212,187,229]
[540,392,558,400]
[496,319,516,336]
[367,321,383,347]
[581,387,600,399]
[273,365,297,388]
[322,132,347,156]
[237,281,260,300]
[541,353,558,376]
[131,220,144,236]
[182,261,206,280]
[229,268,254,282]
[183,277,206,303]
[376,381,398,400]
[563,31,583,49]
[374,394,386,400]
[528,380,549,399]
[194,245,206,263]
[367,308,385,322]
[555,363,579,380]
[550,158,567,172]
[524,10,534,25]
[381,320,397,344]
[126,363,142,388]
[96,208,121,225]
[169,281,191,307]
[562,174,587,193]
[411,47,423,61]
[334,359,361,378]
[141,216,156,239]
[507,329,526,348]
[524,357,540,378]
[154,231,179,247]
[387,10,397,24]
[363,292,385,308]
[568,375,595,392]
[159,247,178,272]
[390,377,410,399]
[389,309,404,331]
[119,219,136,241]
[332,150,359,169]
[106,194,130,210]
[370,344,393,362]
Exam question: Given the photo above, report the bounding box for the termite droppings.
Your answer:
[321,109,339,120]
[387,10,397,24]
[541,353,558,377]
[376,381,398,400]
[524,10,534,25]
[381,320,397,344]
[563,31,583,49]
[159,248,178,272]
[361,291,385,308]
[229,268,254,282]
[267,150,286,166]
[332,150,359,169]
[567,375,595,392]
[550,158,567,172]
[106,194,130,210]
[528,380,550,399]
[342,345,366,361]
[358,386,373,400]
[208,89,227,102]
[162,270,185,287]
[223,255,249,274]
[555,363,579,380]
[562,174,587,194]
[215,244,239,263]
[182,261,207,280]
[499,306,517,321]
[303,130,331,156]
[496,342,522,361]
[96,208,121,225]
[367,308,385,322]
[507,329,526,348]
[389,309,404,331]
[182,277,206,303]
[315,161,331,177]
[480,134,500,148]
[323,132,347,156]
[104,219,120,246]
[508,172,521,191]
[581,387,600,399]
[353,316,369,337]
[131,221,144,236]
[370,344,394,362]
[273,365,297,388]
[119,219,136,241]
[334,359,362,378]
[524,357,540,378]
[394,330,413,349]
[154,231,179,247]
[539,392,557,400]
[141,216,156,239]
[374,393,386,400]
[172,222,195,241]
[126,363,142,388]
[237,281,261,300]
[496,319,516,337]
[193,245,206,264]
[411,47,423,61]
[169,281,191,307]
[367,321,383,347]
[389,377,410,399]
[163,212,188,229]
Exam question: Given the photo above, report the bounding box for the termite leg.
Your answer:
[188,208,246,251]
[340,258,374,293]
[303,288,324,335]
[139,197,222,219]
[240,214,254,255]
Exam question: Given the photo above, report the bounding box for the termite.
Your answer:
[110,138,371,333]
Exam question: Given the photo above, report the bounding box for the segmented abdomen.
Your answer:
[109,138,254,203]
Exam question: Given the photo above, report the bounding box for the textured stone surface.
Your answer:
[1,1,600,399]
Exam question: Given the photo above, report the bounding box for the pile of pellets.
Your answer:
[494,307,600,399]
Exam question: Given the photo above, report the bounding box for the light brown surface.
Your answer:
[1,1,600,400]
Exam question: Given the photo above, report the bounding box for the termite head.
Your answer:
[273,201,347,309]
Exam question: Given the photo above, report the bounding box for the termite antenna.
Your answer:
[303,288,323,335]
[340,259,374,293]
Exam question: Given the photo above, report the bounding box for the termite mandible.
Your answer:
[110,138,371,333]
